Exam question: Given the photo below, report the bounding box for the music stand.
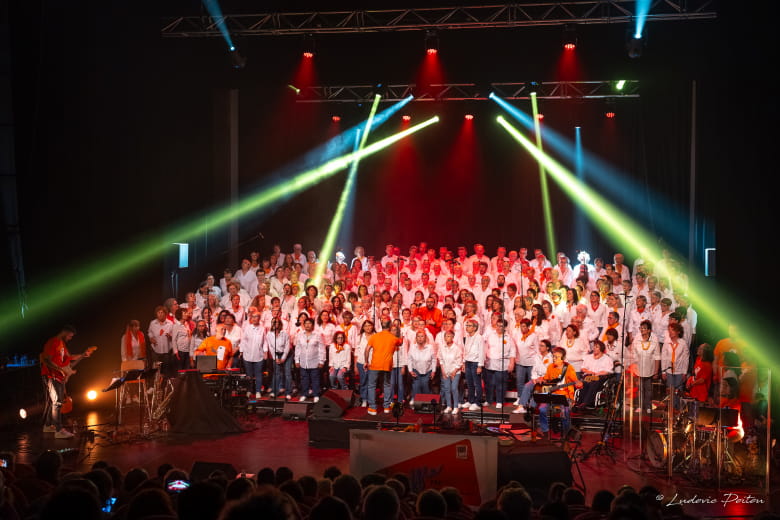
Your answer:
[104,369,144,425]
[533,393,570,441]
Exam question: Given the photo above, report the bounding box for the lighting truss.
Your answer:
[294,81,639,103]
[161,2,716,37]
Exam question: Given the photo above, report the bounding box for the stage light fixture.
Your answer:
[536,113,545,121]
[526,81,541,95]
[287,84,301,94]
[425,30,439,55]
[302,34,315,58]
[229,48,246,69]
[19,408,27,419]
[464,114,474,120]
[87,390,98,401]
[605,99,617,118]
[402,115,411,122]
[563,25,577,50]
[332,116,341,122]
[627,36,644,59]
[615,80,626,91]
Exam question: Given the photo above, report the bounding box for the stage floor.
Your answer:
[1,405,776,517]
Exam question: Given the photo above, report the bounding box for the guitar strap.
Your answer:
[555,362,569,384]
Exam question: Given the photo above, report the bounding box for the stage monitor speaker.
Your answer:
[312,390,354,418]
[413,394,440,414]
[497,444,572,494]
[190,461,237,482]
[282,401,309,420]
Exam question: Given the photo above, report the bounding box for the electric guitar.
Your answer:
[61,346,98,384]
[535,374,600,393]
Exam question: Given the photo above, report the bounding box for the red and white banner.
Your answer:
[349,430,497,506]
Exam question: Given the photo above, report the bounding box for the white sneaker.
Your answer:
[299,396,307,402]
[461,401,470,408]
[361,400,368,407]
[469,403,480,411]
[247,391,252,398]
[482,401,489,407]
[495,403,503,409]
[409,399,415,407]
[269,392,275,398]
[43,425,57,433]
[513,405,527,414]
[55,429,74,439]
[256,392,262,399]
[285,394,292,400]
[513,399,521,406]
[443,406,452,414]
[313,397,320,403]
[452,407,459,414]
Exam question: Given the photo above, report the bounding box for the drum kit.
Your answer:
[644,395,749,483]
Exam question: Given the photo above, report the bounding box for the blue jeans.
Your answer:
[244,359,265,393]
[368,370,392,409]
[411,370,431,400]
[271,356,294,395]
[390,367,406,402]
[515,365,533,396]
[666,373,685,408]
[486,370,508,404]
[300,367,321,398]
[356,363,369,402]
[441,373,461,409]
[539,402,571,434]
[518,380,536,407]
[464,361,483,404]
[329,367,348,389]
[43,377,65,429]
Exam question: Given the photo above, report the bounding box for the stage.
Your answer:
[1,396,776,517]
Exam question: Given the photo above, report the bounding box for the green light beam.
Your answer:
[313,94,382,286]
[531,93,557,257]
[496,115,776,370]
[0,116,440,334]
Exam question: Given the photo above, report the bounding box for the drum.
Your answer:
[646,430,688,469]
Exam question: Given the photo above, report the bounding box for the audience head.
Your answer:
[178,481,226,520]
[363,484,400,520]
[416,488,447,518]
[309,495,353,520]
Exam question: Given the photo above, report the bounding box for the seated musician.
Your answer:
[535,347,581,437]
[193,324,234,371]
[573,341,614,410]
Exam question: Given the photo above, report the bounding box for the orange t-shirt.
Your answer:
[195,336,233,370]
[543,362,578,400]
[367,330,402,372]
[415,306,443,336]
[41,337,71,382]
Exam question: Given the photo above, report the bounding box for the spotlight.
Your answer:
[563,25,577,50]
[229,48,246,69]
[332,115,341,122]
[302,34,315,58]
[627,36,643,59]
[464,114,474,120]
[526,81,541,95]
[536,113,545,121]
[424,30,439,55]
[605,99,617,118]
[87,390,98,401]
[402,115,411,122]
[615,80,626,91]
[19,408,27,419]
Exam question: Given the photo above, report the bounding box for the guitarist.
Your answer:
[536,347,580,438]
[573,341,615,410]
[40,325,92,439]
